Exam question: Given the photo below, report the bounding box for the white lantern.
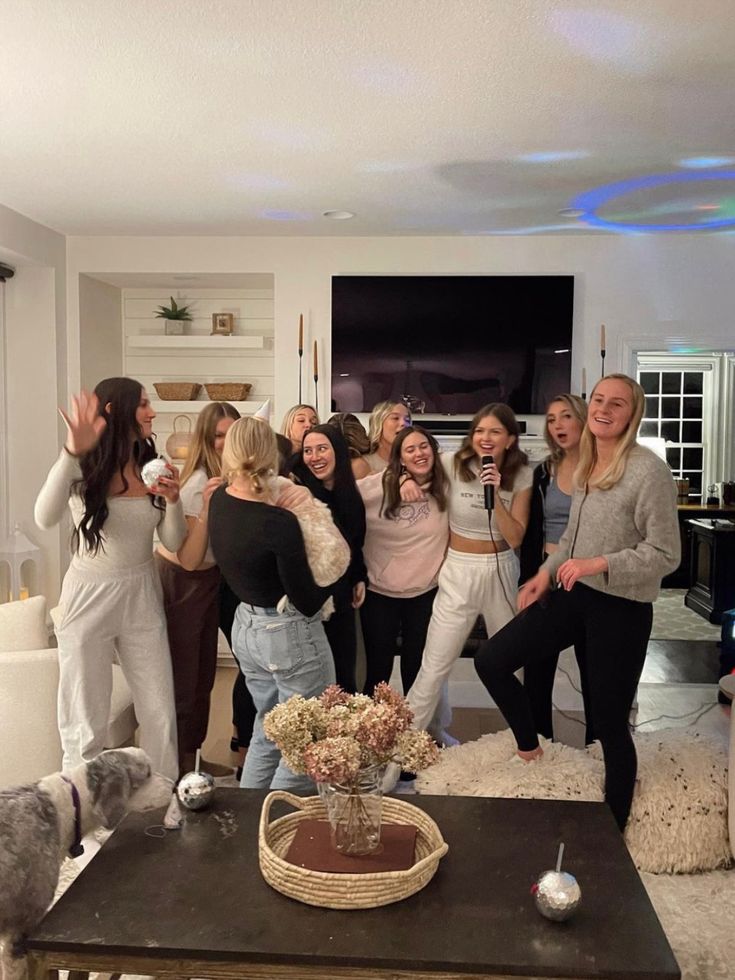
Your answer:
[0,523,41,601]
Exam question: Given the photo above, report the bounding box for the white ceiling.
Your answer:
[2,0,735,237]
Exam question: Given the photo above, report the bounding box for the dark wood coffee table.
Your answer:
[27,790,679,980]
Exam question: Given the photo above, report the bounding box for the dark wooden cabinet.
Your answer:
[663,505,735,588]
[684,518,735,623]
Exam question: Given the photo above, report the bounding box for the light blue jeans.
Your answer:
[232,601,336,792]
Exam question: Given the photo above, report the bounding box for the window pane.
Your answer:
[682,420,702,442]
[666,447,681,469]
[639,372,660,394]
[640,421,658,437]
[683,372,703,395]
[661,397,680,419]
[683,448,703,470]
[661,373,681,394]
[645,396,659,418]
[683,396,702,419]
[661,421,680,442]
[687,473,702,494]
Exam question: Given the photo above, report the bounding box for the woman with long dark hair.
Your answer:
[327,412,372,479]
[475,375,680,830]
[290,424,366,692]
[34,379,185,780]
[359,425,449,697]
[403,403,533,740]
[155,401,242,776]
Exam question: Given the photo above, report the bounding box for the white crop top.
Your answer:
[441,453,533,544]
[35,450,187,574]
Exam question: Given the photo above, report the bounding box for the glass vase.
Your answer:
[318,765,383,855]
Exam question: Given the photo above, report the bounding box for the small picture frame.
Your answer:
[211,313,234,336]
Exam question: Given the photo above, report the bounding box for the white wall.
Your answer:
[79,274,122,390]
[0,204,66,604]
[67,233,735,426]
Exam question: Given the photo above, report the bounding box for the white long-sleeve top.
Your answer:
[35,450,187,574]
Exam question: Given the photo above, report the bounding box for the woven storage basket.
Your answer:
[153,382,202,401]
[204,382,252,401]
[259,790,448,909]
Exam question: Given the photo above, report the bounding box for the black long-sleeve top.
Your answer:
[289,464,367,606]
[518,460,551,585]
[208,486,331,617]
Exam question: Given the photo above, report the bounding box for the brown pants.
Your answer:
[155,554,221,761]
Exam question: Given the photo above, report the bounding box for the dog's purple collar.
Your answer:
[60,775,84,857]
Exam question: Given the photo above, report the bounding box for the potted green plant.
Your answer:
[154,296,194,336]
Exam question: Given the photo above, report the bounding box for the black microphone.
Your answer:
[481,455,494,511]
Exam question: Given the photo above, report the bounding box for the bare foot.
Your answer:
[517,746,544,762]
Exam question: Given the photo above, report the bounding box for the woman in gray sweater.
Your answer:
[475,374,680,830]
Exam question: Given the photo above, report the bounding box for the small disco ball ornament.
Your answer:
[141,458,170,488]
[177,770,215,811]
[531,870,581,922]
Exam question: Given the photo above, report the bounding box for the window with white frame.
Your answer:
[636,353,733,502]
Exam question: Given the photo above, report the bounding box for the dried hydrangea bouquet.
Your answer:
[264,683,439,855]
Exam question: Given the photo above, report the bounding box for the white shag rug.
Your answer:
[416,728,731,875]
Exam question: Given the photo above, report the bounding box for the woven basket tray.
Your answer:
[204,382,252,401]
[153,382,202,401]
[259,790,448,909]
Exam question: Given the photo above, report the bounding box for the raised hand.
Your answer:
[479,458,501,490]
[59,390,106,456]
[148,463,180,505]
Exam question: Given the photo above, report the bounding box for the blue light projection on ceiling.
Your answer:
[569,170,735,232]
[678,156,735,169]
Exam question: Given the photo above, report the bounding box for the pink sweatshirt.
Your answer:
[358,472,449,599]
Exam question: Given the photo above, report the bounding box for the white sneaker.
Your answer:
[381,762,401,793]
[395,778,417,795]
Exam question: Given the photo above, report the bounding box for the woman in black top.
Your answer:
[290,424,367,692]
[208,417,337,791]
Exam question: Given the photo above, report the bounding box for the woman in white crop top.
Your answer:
[399,403,533,746]
[34,378,186,782]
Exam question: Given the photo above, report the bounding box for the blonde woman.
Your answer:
[155,402,241,776]
[280,403,319,453]
[518,394,590,742]
[363,401,411,473]
[475,375,680,830]
[207,417,336,791]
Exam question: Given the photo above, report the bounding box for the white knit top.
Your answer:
[35,450,187,574]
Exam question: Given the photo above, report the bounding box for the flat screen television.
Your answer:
[331,275,574,415]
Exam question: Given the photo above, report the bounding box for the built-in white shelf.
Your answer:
[151,400,255,413]
[127,335,265,349]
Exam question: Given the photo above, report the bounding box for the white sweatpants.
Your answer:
[56,560,179,781]
[408,547,520,733]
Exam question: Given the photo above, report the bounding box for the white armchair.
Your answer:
[0,596,137,788]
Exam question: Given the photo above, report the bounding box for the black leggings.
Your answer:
[324,602,358,693]
[523,644,595,745]
[360,588,438,696]
[474,584,652,830]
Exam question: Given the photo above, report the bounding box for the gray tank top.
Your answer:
[543,477,571,544]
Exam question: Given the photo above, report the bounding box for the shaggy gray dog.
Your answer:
[0,747,153,980]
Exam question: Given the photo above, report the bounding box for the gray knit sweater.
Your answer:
[541,445,680,603]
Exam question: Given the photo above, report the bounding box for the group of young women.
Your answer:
[36,375,679,829]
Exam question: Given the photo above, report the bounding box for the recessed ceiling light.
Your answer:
[558,207,585,218]
[323,210,355,220]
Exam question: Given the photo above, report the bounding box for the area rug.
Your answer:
[415,728,731,874]
[651,590,721,641]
